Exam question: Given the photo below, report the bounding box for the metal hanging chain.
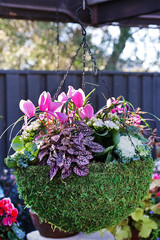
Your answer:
[56,9,60,71]
[82,41,86,92]
[53,39,84,100]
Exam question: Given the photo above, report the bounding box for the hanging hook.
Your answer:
[83,0,86,10]
[75,6,92,36]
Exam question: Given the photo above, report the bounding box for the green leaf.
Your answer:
[12,224,25,239]
[106,152,113,163]
[25,142,38,154]
[96,145,114,157]
[95,129,108,136]
[112,132,120,146]
[131,208,144,221]
[84,88,96,106]
[115,225,132,240]
[8,231,18,240]
[12,136,24,151]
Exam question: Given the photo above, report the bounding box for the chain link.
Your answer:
[82,41,86,92]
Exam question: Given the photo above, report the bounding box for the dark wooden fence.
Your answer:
[0,70,160,174]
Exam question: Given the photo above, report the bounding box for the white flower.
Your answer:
[117,135,143,158]
[104,120,119,130]
[93,119,104,127]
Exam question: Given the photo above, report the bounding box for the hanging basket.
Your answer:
[14,158,153,233]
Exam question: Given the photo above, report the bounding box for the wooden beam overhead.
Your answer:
[0,0,160,27]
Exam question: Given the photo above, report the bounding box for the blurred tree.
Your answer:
[0,19,159,71]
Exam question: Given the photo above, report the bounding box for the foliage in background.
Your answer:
[0,19,160,71]
[106,172,160,240]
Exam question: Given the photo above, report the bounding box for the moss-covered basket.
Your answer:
[14,159,153,233]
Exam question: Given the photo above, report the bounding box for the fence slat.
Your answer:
[0,74,6,174]
[128,75,141,108]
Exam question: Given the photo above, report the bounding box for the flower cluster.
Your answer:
[0,198,25,240]
[0,198,18,226]
[5,86,155,180]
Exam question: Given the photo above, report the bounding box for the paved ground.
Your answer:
[27,230,115,240]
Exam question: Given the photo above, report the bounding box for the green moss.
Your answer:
[14,159,154,233]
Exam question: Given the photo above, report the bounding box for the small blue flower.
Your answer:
[156,238,160,240]
[149,210,154,214]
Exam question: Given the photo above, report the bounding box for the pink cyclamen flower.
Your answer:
[79,104,94,119]
[58,92,68,103]
[71,89,85,108]
[38,91,52,111]
[153,173,160,180]
[49,102,62,112]
[19,100,36,118]
[67,85,75,98]
[55,112,68,124]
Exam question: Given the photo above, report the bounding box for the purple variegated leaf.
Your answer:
[50,166,59,180]
[82,136,94,144]
[49,144,55,151]
[40,144,50,149]
[76,120,87,126]
[81,127,94,136]
[55,157,63,167]
[47,157,55,166]
[91,145,105,153]
[78,132,84,141]
[61,138,70,145]
[51,134,61,142]
[75,145,86,151]
[63,156,72,170]
[84,141,105,150]
[63,127,75,135]
[72,137,81,145]
[73,165,89,176]
[61,168,72,179]
[58,145,67,151]
[38,149,48,161]
[76,156,89,165]
[55,152,65,167]
[67,148,75,155]
[53,151,58,158]
[85,154,93,160]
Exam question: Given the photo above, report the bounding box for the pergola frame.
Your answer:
[0,0,160,27]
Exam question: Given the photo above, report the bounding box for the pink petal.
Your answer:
[57,92,68,103]
[72,91,84,108]
[49,102,62,112]
[38,91,51,111]
[55,112,68,124]
[2,217,8,226]
[19,100,36,118]
[79,104,94,119]
[67,86,75,98]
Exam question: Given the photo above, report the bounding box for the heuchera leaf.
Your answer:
[73,165,89,176]
[61,168,72,179]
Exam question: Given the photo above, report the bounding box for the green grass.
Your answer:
[14,158,153,233]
